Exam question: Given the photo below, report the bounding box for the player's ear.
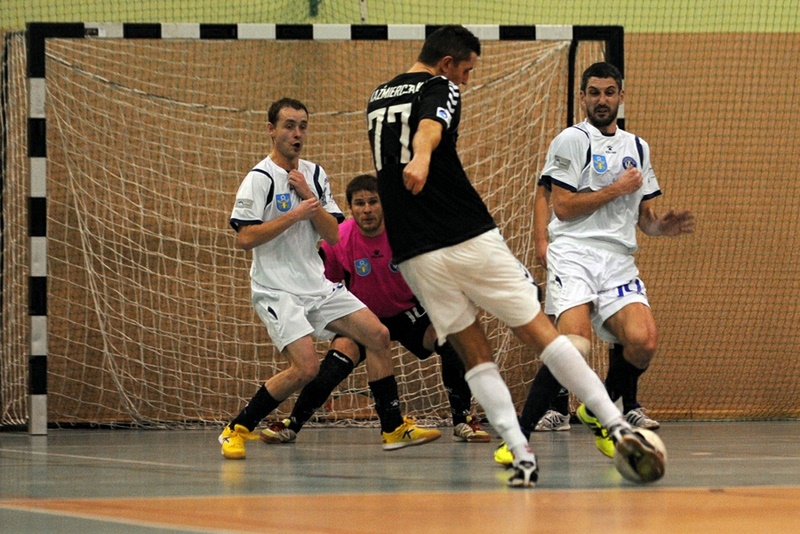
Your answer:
[438,55,454,74]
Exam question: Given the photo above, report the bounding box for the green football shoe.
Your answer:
[576,403,615,458]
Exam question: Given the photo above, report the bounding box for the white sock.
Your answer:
[465,362,533,461]
[539,335,626,429]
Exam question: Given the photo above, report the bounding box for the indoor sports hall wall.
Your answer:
[1,2,798,428]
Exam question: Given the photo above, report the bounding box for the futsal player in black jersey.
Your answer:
[366,25,665,487]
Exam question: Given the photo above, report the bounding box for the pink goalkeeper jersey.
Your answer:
[320,219,415,318]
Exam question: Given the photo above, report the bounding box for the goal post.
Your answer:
[21,22,619,431]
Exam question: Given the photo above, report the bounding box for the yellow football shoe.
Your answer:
[576,404,615,458]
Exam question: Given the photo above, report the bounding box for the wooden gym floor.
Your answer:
[1,421,799,533]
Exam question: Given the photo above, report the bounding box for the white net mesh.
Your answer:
[39,36,599,427]
[0,31,29,428]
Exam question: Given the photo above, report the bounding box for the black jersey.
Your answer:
[366,72,496,264]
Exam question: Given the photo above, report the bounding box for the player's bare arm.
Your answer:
[551,166,643,221]
[309,207,340,246]
[638,201,696,237]
[234,198,321,251]
[403,118,443,195]
[533,184,551,268]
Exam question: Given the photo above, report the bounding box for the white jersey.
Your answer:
[540,120,661,254]
[230,156,343,295]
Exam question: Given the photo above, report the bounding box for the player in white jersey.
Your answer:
[496,171,660,465]
[219,98,440,460]
[540,62,695,456]
[537,179,658,430]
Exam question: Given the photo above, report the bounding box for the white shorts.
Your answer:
[543,276,557,317]
[251,279,365,352]
[546,240,649,344]
[399,229,540,345]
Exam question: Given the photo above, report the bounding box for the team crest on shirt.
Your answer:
[389,261,400,273]
[592,155,608,174]
[354,258,372,276]
[276,193,292,212]
[622,156,638,169]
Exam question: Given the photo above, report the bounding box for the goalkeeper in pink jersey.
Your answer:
[260,174,490,446]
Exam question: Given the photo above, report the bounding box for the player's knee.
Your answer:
[624,332,658,368]
[565,334,591,358]
[293,358,321,386]
[369,324,391,351]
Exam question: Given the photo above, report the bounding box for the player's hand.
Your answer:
[294,197,320,220]
[535,241,548,269]
[403,158,429,195]
[658,209,696,236]
[614,166,643,196]
[287,169,313,200]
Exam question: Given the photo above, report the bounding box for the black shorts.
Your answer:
[340,303,435,363]
[380,304,434,360]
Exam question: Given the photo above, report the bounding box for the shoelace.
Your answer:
[543,412,565,425]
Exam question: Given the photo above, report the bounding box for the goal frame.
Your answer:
[24,21,623,434]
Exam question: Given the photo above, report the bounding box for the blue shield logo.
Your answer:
[354,258,372,276]
[276,193,292,212]
[592,155,608,174]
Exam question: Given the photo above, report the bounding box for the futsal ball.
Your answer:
[613,428,667,483]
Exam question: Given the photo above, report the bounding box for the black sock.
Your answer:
[604,343,626,403]
[436,341,471,425]
[519,364,564,439]
[551,387,570,415]
[229,384,281,432]
[605,344,646,413]
[622,362,646,414]
[369,375,404,433]
[288,349,355,433]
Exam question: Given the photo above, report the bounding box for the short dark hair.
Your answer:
[267,97,309,125]
[580,62,623,93]
[417,25,481,67]
[345,174,378,205]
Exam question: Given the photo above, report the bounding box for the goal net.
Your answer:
[0,31,30,428]
[27,29,605,427]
